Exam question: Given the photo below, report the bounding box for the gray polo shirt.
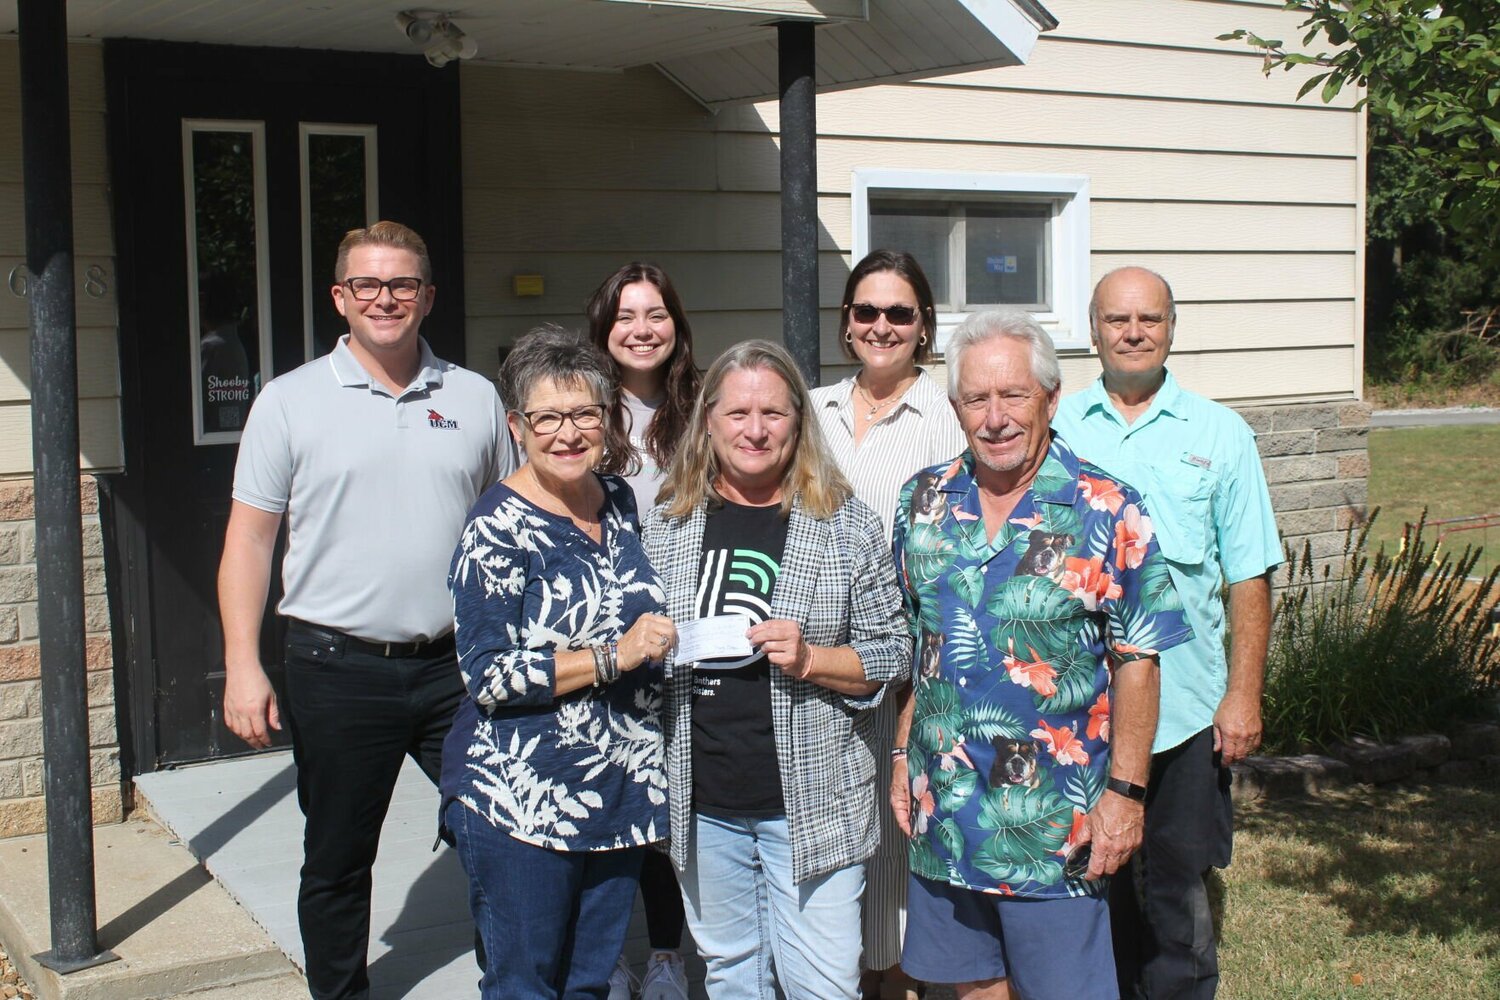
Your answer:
[232,335,516,642]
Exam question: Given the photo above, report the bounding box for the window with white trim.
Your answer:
[851,169,1091,350]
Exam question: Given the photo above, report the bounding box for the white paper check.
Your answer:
[675,614,754,665]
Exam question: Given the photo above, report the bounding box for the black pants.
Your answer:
[640,850,686,949]
[1110,726,1233,1000]
[283,621,464,1000]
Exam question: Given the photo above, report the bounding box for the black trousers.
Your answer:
[1110,726,1233,1000]
[639,849,686,949]
[283,621,464,1000]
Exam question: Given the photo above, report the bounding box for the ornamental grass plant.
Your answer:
[1261,511,1500,754]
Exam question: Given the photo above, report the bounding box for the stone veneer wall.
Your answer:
[1237,400,1372,583]
[0,477,122,838]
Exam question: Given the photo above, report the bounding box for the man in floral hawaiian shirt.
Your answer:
[1054,266,1282,1000]
[890,307,1192,1000]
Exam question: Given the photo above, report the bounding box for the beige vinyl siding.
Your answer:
[1041,0,1330,56]
[725,87,1359,156]
[0,41,122,476]
[461,0,1362,405]
[924,38,1361,110]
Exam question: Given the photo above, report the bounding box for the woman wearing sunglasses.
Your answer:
[440,325,675,999]
[810,249,966,1000]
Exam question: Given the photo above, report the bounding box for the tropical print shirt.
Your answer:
[892,436,1192,898]
[440,474,668,852]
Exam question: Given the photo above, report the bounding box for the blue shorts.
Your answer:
[901,874,1118,1000]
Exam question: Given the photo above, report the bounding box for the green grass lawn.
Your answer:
[1367,424,1500,581]
[1219,777,1500,998]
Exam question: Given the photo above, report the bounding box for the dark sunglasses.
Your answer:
[849,302,921,327]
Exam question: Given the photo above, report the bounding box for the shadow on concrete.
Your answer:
[365,847,475,997]
[189,764,297,862]
[97,864,212,950]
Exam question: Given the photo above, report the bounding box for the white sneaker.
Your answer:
[640,951,689,1000]
[608,955,639,1000]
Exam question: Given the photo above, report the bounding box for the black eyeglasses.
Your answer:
[343,276,425,301]
[520,404,606,435]
[849,302,921,327]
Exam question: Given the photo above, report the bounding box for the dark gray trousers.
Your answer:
[1109,726,1233,1000]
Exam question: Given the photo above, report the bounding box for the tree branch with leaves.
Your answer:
[1223,2,1500,250]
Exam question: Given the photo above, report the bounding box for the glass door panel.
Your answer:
[183,121,272,445]
[301,125,378,360]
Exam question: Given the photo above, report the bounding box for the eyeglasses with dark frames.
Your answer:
[519,404,606,435]
[849,302,921,327]
[343,276,425,301]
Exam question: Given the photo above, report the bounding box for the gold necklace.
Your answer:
[855,375,914,422]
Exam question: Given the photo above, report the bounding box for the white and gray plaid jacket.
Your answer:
[642,493,912,885]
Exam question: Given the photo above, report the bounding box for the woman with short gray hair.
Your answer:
[440,324,675,999]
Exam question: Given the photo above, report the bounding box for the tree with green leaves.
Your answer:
[1225,2,1499,246]
[1225,3,1500,390]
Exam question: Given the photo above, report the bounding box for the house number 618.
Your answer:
[7,264,110,299]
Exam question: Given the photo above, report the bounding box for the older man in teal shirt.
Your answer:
[1052,267,1281,1000]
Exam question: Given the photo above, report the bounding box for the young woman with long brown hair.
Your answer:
[587,262,703,1000]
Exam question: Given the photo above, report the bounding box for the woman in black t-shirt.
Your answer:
[641,340,912,999]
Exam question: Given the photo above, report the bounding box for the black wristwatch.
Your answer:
[1106,776,1148,801]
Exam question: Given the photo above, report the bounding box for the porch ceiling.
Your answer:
[5,0,1056,107]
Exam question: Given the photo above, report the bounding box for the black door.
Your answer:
[101,40,465,770]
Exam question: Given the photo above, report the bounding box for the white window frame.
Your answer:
[183,119,273,447]
[299,123,380,362]
[851,168,1091,351]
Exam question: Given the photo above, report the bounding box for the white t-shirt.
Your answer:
[620,389,666,516]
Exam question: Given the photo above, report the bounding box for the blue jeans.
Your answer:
[446,800,645,999]
[679,812,865,999]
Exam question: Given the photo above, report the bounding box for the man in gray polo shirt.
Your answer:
[218,221,516,1000]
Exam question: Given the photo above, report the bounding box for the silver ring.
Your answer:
[657,635,668,648]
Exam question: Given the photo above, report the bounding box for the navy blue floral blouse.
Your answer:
[439,474,668,852]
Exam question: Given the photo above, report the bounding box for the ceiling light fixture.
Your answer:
[395,11,478,68]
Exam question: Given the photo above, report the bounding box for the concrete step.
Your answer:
[0,819,302,1000]
[179,972,308,998]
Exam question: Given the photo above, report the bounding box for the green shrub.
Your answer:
[1261,511,1500,753]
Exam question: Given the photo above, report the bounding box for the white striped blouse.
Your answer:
[811,368,968,541]
[810,366,968,972]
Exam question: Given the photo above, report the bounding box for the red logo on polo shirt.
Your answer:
[427,409,459,429]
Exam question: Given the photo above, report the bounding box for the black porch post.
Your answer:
[777,20,820,386]
[19,0,112,973]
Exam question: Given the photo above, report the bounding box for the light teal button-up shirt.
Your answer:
[1053,371,1282,752]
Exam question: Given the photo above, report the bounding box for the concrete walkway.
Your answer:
[0,817,306,1000]
[1371,406,1500,427]
[133,751,708,998]
[135,752,473,999]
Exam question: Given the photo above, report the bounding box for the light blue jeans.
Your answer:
[679,812,865,1000]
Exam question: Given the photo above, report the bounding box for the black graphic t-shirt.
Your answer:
[691,500,789,817]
